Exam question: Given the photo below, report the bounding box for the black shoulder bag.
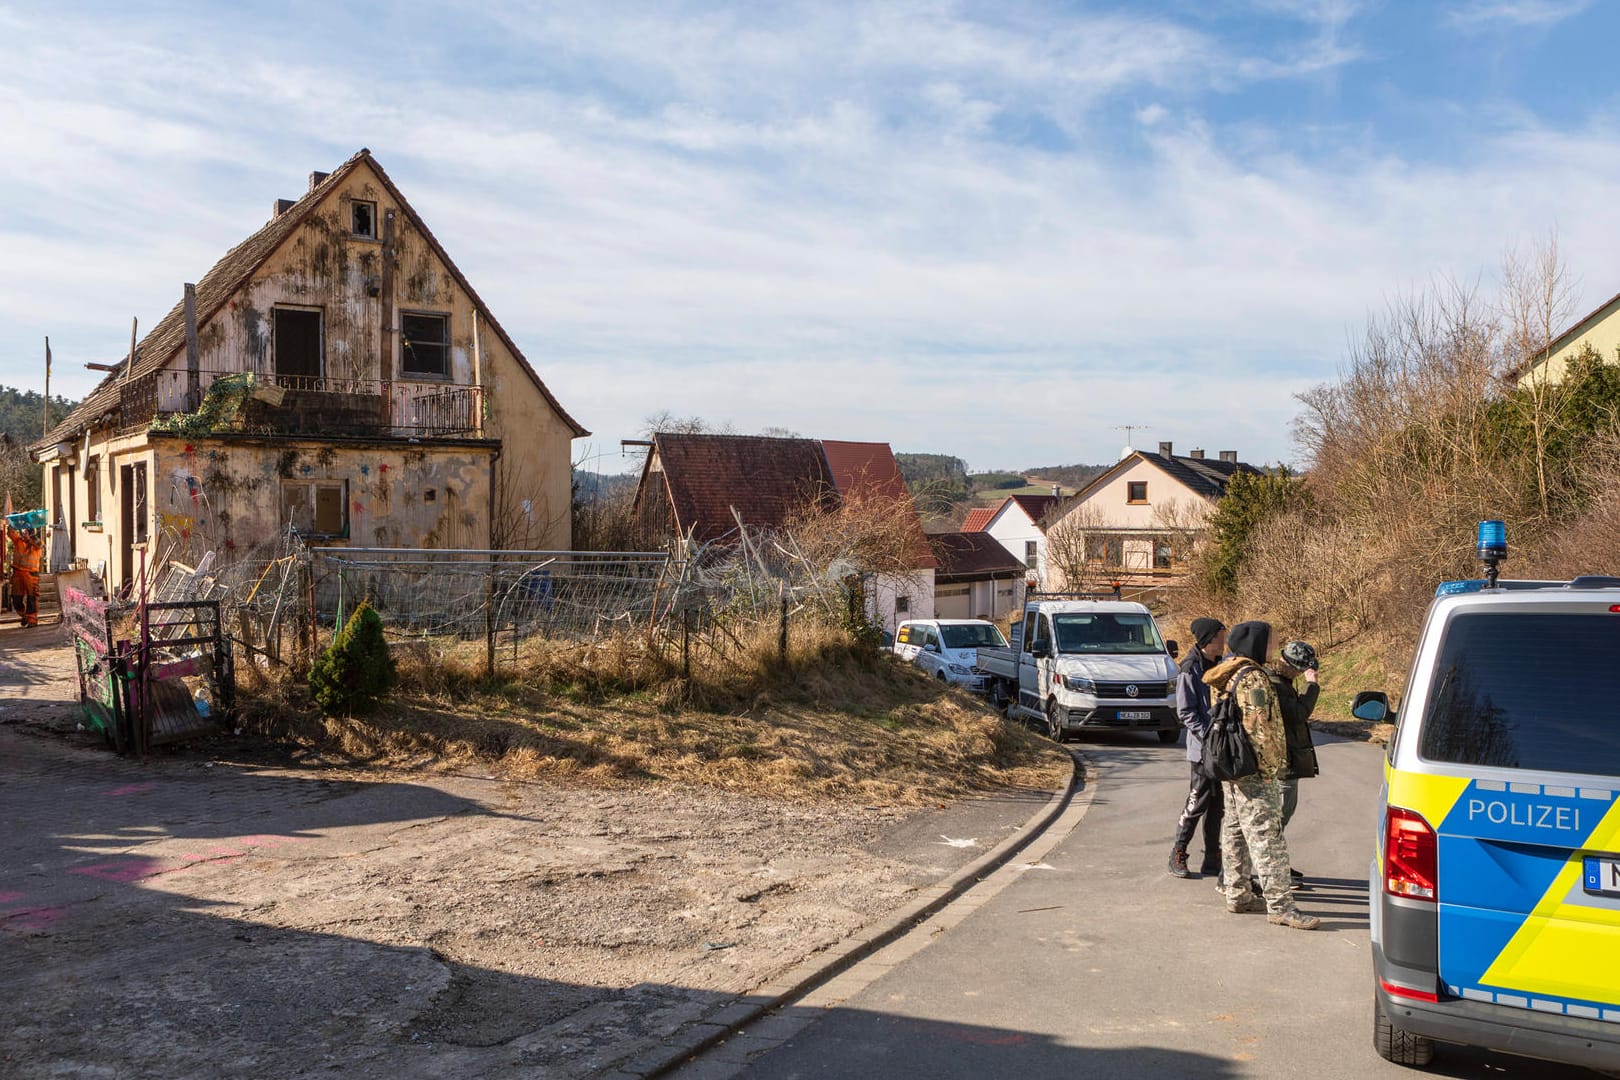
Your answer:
[1200,677,1260,782]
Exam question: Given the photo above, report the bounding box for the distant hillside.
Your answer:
[1021,462,1110,490]
[0,385,75,442]
[573,469,639,503]
[0,385,77,510]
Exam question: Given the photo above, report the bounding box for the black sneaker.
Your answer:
[1168,849,1191,878]
[1289,868,1305,882]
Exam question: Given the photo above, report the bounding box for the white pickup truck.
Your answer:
[976,595,1181,743]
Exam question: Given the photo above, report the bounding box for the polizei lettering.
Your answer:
[1466,798,1581,831]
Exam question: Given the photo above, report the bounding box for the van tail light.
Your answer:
[1380,978,1439,1004]
[1384,806,1438,901]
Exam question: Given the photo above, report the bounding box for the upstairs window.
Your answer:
[351,200,377,239]
[401,312,450,378]
[274,307,323,382]
[1127,481,1148,503]
[1024,539,1038,569]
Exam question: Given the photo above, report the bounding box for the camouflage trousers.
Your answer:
[1220,776,1298,915]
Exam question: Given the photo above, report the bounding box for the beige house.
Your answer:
[31,150,586,591]
[1511,289,1620,388]
[1043,442,1259,589]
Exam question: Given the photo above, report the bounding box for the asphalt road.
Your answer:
[684,734,1606,1080]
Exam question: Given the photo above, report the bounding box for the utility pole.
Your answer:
[42,337,51,438]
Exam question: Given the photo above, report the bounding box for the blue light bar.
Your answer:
[1477,519,1507,557]
[1436,580,1487,597]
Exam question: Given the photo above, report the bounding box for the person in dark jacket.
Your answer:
[1205,620,1318,929]
[1167,617,1226,878]
[1271,640,1321,878]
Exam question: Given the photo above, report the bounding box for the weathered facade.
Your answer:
[33,150,586,589]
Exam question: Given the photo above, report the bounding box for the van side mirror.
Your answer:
[1352,690,1392,723]
[923,642,939,653]
[1165,639,1179,660]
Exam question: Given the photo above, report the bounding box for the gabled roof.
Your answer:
[928,532,1027,582]
[821,440,938,569]
[642,433,836,544]
[34,149,586,452]
[1063,449,1262,510]
[960,507,995,532]
[637,433,937,568]
[1007,493,1060,524]
[1507,287,1620,381]
[977,492,1061,534]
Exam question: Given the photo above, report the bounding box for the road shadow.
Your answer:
[0,735,743,1078]
[715,1007,1245,1079]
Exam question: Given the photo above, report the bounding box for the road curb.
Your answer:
[629,747,1086,1079]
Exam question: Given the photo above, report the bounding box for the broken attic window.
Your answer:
[351,200,377,239]
[400,312,450,377]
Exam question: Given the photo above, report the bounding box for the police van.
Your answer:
[1360,520,1620,1071]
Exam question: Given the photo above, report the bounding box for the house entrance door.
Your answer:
[119,462,148,590]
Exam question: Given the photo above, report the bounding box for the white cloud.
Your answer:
[1,2,1615,472]
[1446,0,1592,30]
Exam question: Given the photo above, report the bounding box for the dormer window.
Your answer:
[351,200,377,239]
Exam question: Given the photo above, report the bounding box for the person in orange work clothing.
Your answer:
[6,525,42,627]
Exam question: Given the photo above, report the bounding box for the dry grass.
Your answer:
[234,622,1070,806]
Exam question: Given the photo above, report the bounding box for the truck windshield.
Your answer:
[1420,611,1620,776]
[1052,613,1164,654]
[940,624,1008,649]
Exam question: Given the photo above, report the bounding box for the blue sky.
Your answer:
[5,0,1620,471]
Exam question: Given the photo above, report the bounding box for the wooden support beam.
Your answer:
[183,283,200,407]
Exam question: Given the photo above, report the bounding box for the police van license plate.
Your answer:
[1583,857,1620,897]
[1117,710,1151,720]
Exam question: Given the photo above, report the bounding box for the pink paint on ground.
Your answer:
[68,857,170,883]
[0,890,25,904]
[101,783,156,797]
[1,906,68,932]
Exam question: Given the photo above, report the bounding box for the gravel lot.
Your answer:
[0,624,1055,1078]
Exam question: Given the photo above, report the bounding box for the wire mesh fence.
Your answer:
[129,521,887,678]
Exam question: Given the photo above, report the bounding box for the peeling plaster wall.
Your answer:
[149,438,493,566]
[109,156,579,561]
[480,335,575,550]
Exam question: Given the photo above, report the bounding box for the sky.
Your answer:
[5,0,1620,473]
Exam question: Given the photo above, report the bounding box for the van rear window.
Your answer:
[1420,612,1620,776]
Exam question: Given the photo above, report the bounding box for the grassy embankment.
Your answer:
[239,623,1071,805]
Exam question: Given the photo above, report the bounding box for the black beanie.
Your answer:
[1226,621,1271,664]
[1190,618,1225,649]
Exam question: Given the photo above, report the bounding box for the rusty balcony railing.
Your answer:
[118,367,485,439]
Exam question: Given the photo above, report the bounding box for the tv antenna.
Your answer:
[1113,424,1150,448]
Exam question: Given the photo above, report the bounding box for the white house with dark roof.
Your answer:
[1042,442,1261,589]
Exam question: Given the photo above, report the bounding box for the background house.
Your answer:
[1511,288,1620,388]
[927,531,1027,621]
[633,432,937,630]
[1043,442,1261,589]
[31,150,586,592]
[960,492,1060,590]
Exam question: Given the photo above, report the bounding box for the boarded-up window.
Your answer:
[274,308,323,381]
[281,480,348,538]
[400,312,450,377]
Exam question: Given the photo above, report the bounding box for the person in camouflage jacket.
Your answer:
[1202,620,1319,931]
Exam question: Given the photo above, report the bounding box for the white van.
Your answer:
[893,619,1007,691]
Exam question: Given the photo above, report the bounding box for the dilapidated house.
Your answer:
[31,149,587,590]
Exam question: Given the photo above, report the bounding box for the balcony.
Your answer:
[119,368,484,440]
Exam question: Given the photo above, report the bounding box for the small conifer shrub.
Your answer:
[309,600,397,715]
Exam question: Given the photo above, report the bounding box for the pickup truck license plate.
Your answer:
[1583,857,1620,897]
[1117,710,1151,720]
